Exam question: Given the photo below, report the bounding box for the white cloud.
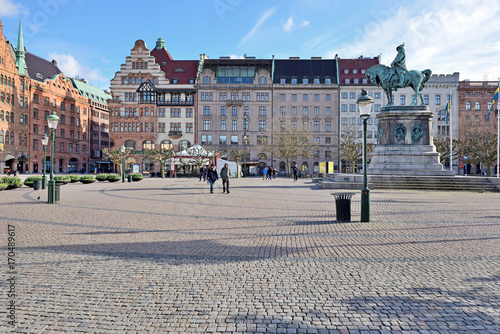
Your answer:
[301,20,310,27]
[239,6,278,45]
[229,54,245,59]
[48,52,108,87]
[283,17,294,32]
[0,0,28,16]
[332,0,500,80]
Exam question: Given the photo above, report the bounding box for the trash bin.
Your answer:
[33,180,41,190]
[332,192,355,222]
[54,184,60,203]
[128,174,133,182]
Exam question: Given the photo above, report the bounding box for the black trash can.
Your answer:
[128,174,133,182]
[332,193,355,222]
[33,180,41,190]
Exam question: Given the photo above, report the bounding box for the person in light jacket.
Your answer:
[220,163,231,194]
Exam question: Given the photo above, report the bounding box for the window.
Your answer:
[325,94,331,101]
[325,137,331,145]
[219,135,227,145]
[344,69,349,74]
[435,95,441,105]
[280,78,286,84]
[314,121,319,132]
[280,107,286,115]
[400,95,406,105]
[259,120,266,131]
[303,94,308,101]
[341,104,348,112]
[291,78,297,84]
[374,104,381,112]
[220,120,226,131]
[314,94,320,101]
[314,137,320,144]
[203,120,211,130]
[314,107,320,116]
[374,92,381,99]
[349,104,356,112]
[302,78,309,84]
[232,107,237,116]
[349,92,356,99]
[349,118,356,125]
[291,94,297,101]
[325,78,331,84]
[303,107,308,115]
[203,106,211,115]
[341,92,348,99]
[341,117,348,125]
[231,135,238,145]
[280,94,286,101]
[259,106,266,116]
[325,121,331,132]
[423,95,429,105]
[291,107,297,116]
[232,120,237,131]
[475,102,481,110]
[465,101,471,110]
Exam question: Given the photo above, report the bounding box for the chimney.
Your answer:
[52,59,58,67]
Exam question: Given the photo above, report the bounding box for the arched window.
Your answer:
[24,134,27,146]
[124,140,136,150]
[475,102,481,110]
[178,140,190,151]
[5,111,9,122]
[313,162,319,173]
[0,110,3,121]
[142,140,154,150]
[143,157,154,172]
[4,131,8,144]
[0,130,3,144]
[10,112,14,123]
[160,140,173,150]
[465,101,471,110]
[279,161,286,172]
[301,162,309,172]
[10,131,14,145]
[18,133,22,145]
[20,114,24,124]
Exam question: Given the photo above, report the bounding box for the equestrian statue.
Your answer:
[366,44,432,107]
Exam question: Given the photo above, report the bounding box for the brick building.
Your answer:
[0,20,30,174]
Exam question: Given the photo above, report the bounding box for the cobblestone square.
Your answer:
[1,177,499,333]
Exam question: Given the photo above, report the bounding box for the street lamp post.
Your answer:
[357,90,373,222]
[121,145,126,182]
[46,111,59,204]
[41,134,48,190]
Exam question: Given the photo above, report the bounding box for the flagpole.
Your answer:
[497,78,499,178]
[449,89,453,171]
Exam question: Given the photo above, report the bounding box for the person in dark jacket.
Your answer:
[220,163,231,194]
[199,166,204,181]
[207,164,218,194]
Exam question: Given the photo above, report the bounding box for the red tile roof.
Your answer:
[150,47,198,84]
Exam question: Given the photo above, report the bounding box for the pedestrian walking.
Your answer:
[207,164,218,194]
[220,163,231,194]
[263,167,268,180]
[292,165,298,181]
[199,166,204,181]
[203,164,209,182]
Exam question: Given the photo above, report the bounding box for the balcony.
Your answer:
[168,131,183,139]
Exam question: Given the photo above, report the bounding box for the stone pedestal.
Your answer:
[368,106,455,176]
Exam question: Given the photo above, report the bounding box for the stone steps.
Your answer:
[321,175,497,192]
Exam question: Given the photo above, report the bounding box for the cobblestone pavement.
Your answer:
[0,177,499,333]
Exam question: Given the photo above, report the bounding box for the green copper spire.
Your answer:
[16,20,28,76]
[156,37,166,50]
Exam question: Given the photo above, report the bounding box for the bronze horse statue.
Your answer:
[366,64,432,107]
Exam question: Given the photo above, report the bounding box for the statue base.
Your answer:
[368,106,455,176]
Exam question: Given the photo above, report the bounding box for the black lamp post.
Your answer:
[121,145,126,182]
[46,111,59,204]
[41,134,48,190]
[357,90,373,222]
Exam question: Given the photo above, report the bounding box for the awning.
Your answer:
[4,154,15,161]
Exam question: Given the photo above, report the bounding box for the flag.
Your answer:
[445,97,450,125]
[487,83,499,118]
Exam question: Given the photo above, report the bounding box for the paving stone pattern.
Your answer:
[0,177,499,333]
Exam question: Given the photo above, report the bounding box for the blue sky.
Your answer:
[1,0,500,89]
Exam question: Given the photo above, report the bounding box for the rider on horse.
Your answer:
[389,44,407,87]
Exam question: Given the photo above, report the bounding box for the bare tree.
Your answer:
[260,117,317,176]
[142,147,176,178]
[457,117,497,176]
[340,124,361,174]
[228,149,249,178]
[103,147,134,176]
[433,136,459,166]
